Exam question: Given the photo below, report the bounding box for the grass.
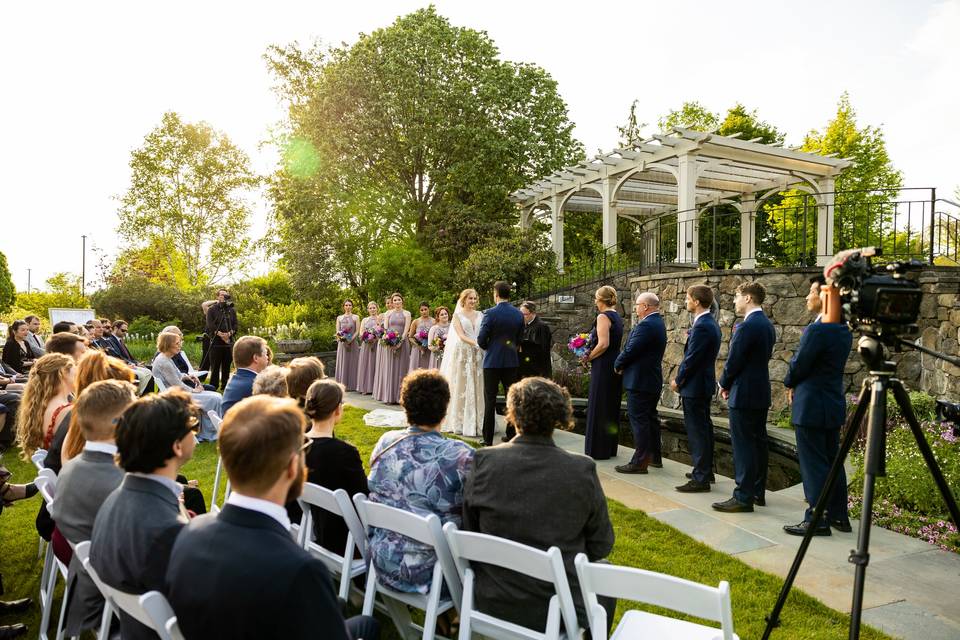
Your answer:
[0,406,891,639]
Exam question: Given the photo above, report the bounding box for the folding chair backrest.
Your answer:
[32,449,48,471]
[141,591,186,640]
[208,410,228,512]
[444,523,581,639]
[299,483,369,560]
[76,541,159,631]
[154,376,168,392]
[574,554,734,639]
[34,471,57,505]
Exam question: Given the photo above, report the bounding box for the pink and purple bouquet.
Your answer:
[415,327,430,348]
[335,329,354,343]
[381,329,403,349]
[361,325,383,344]
[568,332,594,367]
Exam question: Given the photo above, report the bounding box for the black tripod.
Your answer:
[763,334,960,640]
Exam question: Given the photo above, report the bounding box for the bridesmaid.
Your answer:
[372,292,411,404]
[407,302,435,373]
[427,306,450,369]
[584,285,624,460]
[356,301,381,395]
[334,300,361,391]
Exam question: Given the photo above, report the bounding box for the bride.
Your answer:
[440,288,484,436]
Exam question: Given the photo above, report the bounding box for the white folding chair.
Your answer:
[298,484,369,600]
[75,541,182,640]
[353,495,462,640]
[443,523,581,640]
[153,376,168,392]
[32,448,48,471]
[71,541,115,640]
[34,472,71,640]
[574,554,738,640]
[207,411,230,513]
[141,591,186,640]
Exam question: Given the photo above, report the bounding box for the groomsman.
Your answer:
[783,277,853,535]
[671,285,722,493]
[614,293,667,474]
[714,282,776,513]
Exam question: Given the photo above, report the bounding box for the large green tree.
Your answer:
[0,251,15,314]
[117,112,259,289]
[266,7,580,298]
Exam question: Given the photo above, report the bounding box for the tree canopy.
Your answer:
[0,251,15,314]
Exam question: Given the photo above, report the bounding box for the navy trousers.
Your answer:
[729,407,769,504]
[796,425,849,523]
[627,391,660,465]
[681,396,714,484]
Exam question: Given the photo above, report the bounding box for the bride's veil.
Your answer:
[439,300,465,382]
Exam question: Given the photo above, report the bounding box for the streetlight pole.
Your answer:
[27,268,31,293]
[81,235,87,297]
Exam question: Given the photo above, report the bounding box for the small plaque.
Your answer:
[556,295,575,304]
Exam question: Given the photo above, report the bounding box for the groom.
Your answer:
[477,281,525,446]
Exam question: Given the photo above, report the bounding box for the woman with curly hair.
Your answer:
[16,353,75,460]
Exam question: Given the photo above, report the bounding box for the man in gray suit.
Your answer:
[51,380,136,636]
[24,315,45,358]
[90,389,198,640]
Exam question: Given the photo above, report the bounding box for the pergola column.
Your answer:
[551,193,564,272]
[601,177,618,251]
[816,177,836,266]
[676,153,699,264]
[739,194,757,269]
[519,206,533,230]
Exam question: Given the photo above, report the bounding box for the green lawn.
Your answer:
[0,406,890,639]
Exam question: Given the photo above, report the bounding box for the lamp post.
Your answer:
[81,235,87,297]
[27,268,31,293]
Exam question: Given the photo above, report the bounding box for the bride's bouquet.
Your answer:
[415,327,430,349]
[381,329,403,351]
[361,325,382,344]
[568,332,593,369]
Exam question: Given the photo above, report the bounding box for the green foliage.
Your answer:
[0,251,15,314]
[617,99,647,149]
[117,111,259,288]
[13,272,89,321]
[457,228,557,307]
[127,316,179,337]
[658,101,719,132]
[656,101,784,144]
[365,238,452,307]
[90,276,207,332]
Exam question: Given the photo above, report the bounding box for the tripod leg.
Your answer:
[761,381,871,640]
[890,380,960,528]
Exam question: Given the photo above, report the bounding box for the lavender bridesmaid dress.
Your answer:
[407,317,435,373]
[356,317,380,395]
[334,314,360,391]
[427,324,448,369]
[372,310,410,404]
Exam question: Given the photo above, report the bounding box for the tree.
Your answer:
[0,251,14,314]
[117,112,259,289]
[457,228,557,306]
[14,273,89,321]
[617,99,647,149]
[658,101,719,132]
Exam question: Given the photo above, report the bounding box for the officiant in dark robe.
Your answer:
[518,301,553,379]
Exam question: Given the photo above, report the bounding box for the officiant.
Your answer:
[518,301,552,379]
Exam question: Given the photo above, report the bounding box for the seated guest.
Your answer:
[16,353,75,461]
[83,320,106,350]
[102,320,153,395]
[0,391,21,452]
[165,395,379,640]
[368,370,474,595]
[50,380,136,637]
[44,332,88,361]
[286,356,326,408]
[153,325,215,391]
[2,321,35,374]
[25,315,46,358]
[90,389,197,640]
[51,321,76,335]
[253,365,289,397]
[221,336,270,414]
[463,377,616,633]
[286,379,368,554]
[153,332,222,441]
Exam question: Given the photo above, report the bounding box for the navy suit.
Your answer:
[719,310,776,504]
[615,312,667,465]
[675,313,721,484]
[477,301,525,445]
[221,368,257,415]
[785,321,853,524]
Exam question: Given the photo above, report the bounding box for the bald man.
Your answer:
[614,293,668,474]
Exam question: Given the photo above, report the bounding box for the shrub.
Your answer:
[90,277,207,332]
[128,316,181,336]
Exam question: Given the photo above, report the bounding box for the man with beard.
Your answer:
[165,395,379,640]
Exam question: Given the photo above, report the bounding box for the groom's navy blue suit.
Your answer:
[675,312,722,484]
[477,301,524,445]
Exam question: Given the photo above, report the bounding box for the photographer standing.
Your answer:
[206,289,238,391]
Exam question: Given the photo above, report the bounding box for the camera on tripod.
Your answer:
[824,246,924,342]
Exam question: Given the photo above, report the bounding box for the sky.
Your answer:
[1,0,958,291]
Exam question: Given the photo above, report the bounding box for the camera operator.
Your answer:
[205,289,238,391]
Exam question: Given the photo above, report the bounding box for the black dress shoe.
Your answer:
[0,623,27,639]
[675,480,711,493]
[783,521,831,536]
[649,456,663,468]
[615,463,648,474]
[711,497,754,513]
[685,472,716,483]
[754,497,766,507]
[500,436,512,443]
[830,519,853,533]
[0,599,31,614]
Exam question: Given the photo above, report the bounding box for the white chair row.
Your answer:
[33,468,72,640]
[207,410,230,513]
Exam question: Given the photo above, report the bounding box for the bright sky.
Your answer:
[2,0,957,291]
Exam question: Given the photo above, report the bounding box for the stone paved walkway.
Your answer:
[345,392,960,640]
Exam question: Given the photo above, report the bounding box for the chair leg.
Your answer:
[54,567,72,640]
[381,596,416,640]
[39,557,60,640]
[96,601,114,640]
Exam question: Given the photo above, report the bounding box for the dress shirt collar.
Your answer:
[641,311,661,322]
[130,472,183,499]
[744,307,764,321]
[693,309,711,324]
[226,492,291,531]
[84,441,118,456]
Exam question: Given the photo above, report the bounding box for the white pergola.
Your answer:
[512,128,852,269]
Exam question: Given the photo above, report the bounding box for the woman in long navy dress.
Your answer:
[584,285,624,460]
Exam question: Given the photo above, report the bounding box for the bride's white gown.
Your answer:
[441,311,484,436]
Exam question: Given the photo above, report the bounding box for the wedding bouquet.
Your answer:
[361,326,382,344]
[430,333,446,352]
[415,327,430,348]
[568,332,594,368]
[381,329,403,350]
[335,329,354,343]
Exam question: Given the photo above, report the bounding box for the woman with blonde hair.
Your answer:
[16,353,75,460]
[584,285,624,460]
[154,331,223,441]
[439,288,485,437]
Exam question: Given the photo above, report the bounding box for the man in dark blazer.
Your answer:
[206,289,239,390]
[166,395,379,640]
[50,381,135,637]
[518,301,553,379]
[672,285,722,492]
[783,277,853,535]
[476,281,524,445]
[221,336,270,415]
[90,389,198,640]
[614,292,667,474]
[715,282,777,513]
